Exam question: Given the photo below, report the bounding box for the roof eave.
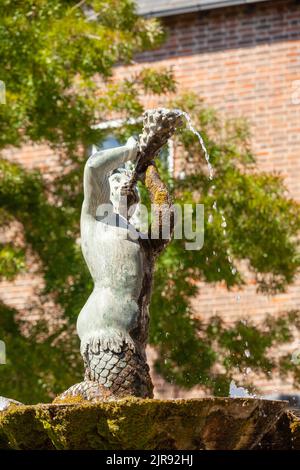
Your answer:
[138,0,270,18]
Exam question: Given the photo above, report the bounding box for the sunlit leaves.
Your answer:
[0,244,25,280]
[0,0,167,150]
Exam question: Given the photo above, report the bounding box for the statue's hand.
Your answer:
[126,137,139,162]
[120,181,139,207]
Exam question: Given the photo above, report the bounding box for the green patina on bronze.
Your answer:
[0,397,287,450]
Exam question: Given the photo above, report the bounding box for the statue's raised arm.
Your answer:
[82,137,138,218]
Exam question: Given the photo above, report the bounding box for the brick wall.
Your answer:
[1,0,300,397]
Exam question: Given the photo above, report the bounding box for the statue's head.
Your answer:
[109,162,141,223]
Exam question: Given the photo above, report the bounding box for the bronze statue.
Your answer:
[59,109,183,401]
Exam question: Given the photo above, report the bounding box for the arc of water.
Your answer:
[177,110,214,180]
[177,110,238,280]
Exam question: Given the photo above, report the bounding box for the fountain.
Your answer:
[0,109,297,450]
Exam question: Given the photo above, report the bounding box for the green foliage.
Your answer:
[0,0,165,150]
[0,3,299,402]
[0,244,25,280]
[0,302,82,403]
[139,68,176,94]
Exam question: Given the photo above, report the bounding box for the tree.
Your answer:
[0,1,299,402]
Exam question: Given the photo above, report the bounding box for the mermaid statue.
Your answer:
[58,109,183,401]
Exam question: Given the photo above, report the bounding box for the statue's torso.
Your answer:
[77,214,148,344]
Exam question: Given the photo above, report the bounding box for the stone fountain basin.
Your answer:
[0,397,287,450]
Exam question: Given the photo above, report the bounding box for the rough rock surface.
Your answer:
[0,397,286,450]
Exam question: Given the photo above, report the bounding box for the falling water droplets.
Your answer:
[179,110,214,180]
[229,380,253,398]
[178,110,236,282]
